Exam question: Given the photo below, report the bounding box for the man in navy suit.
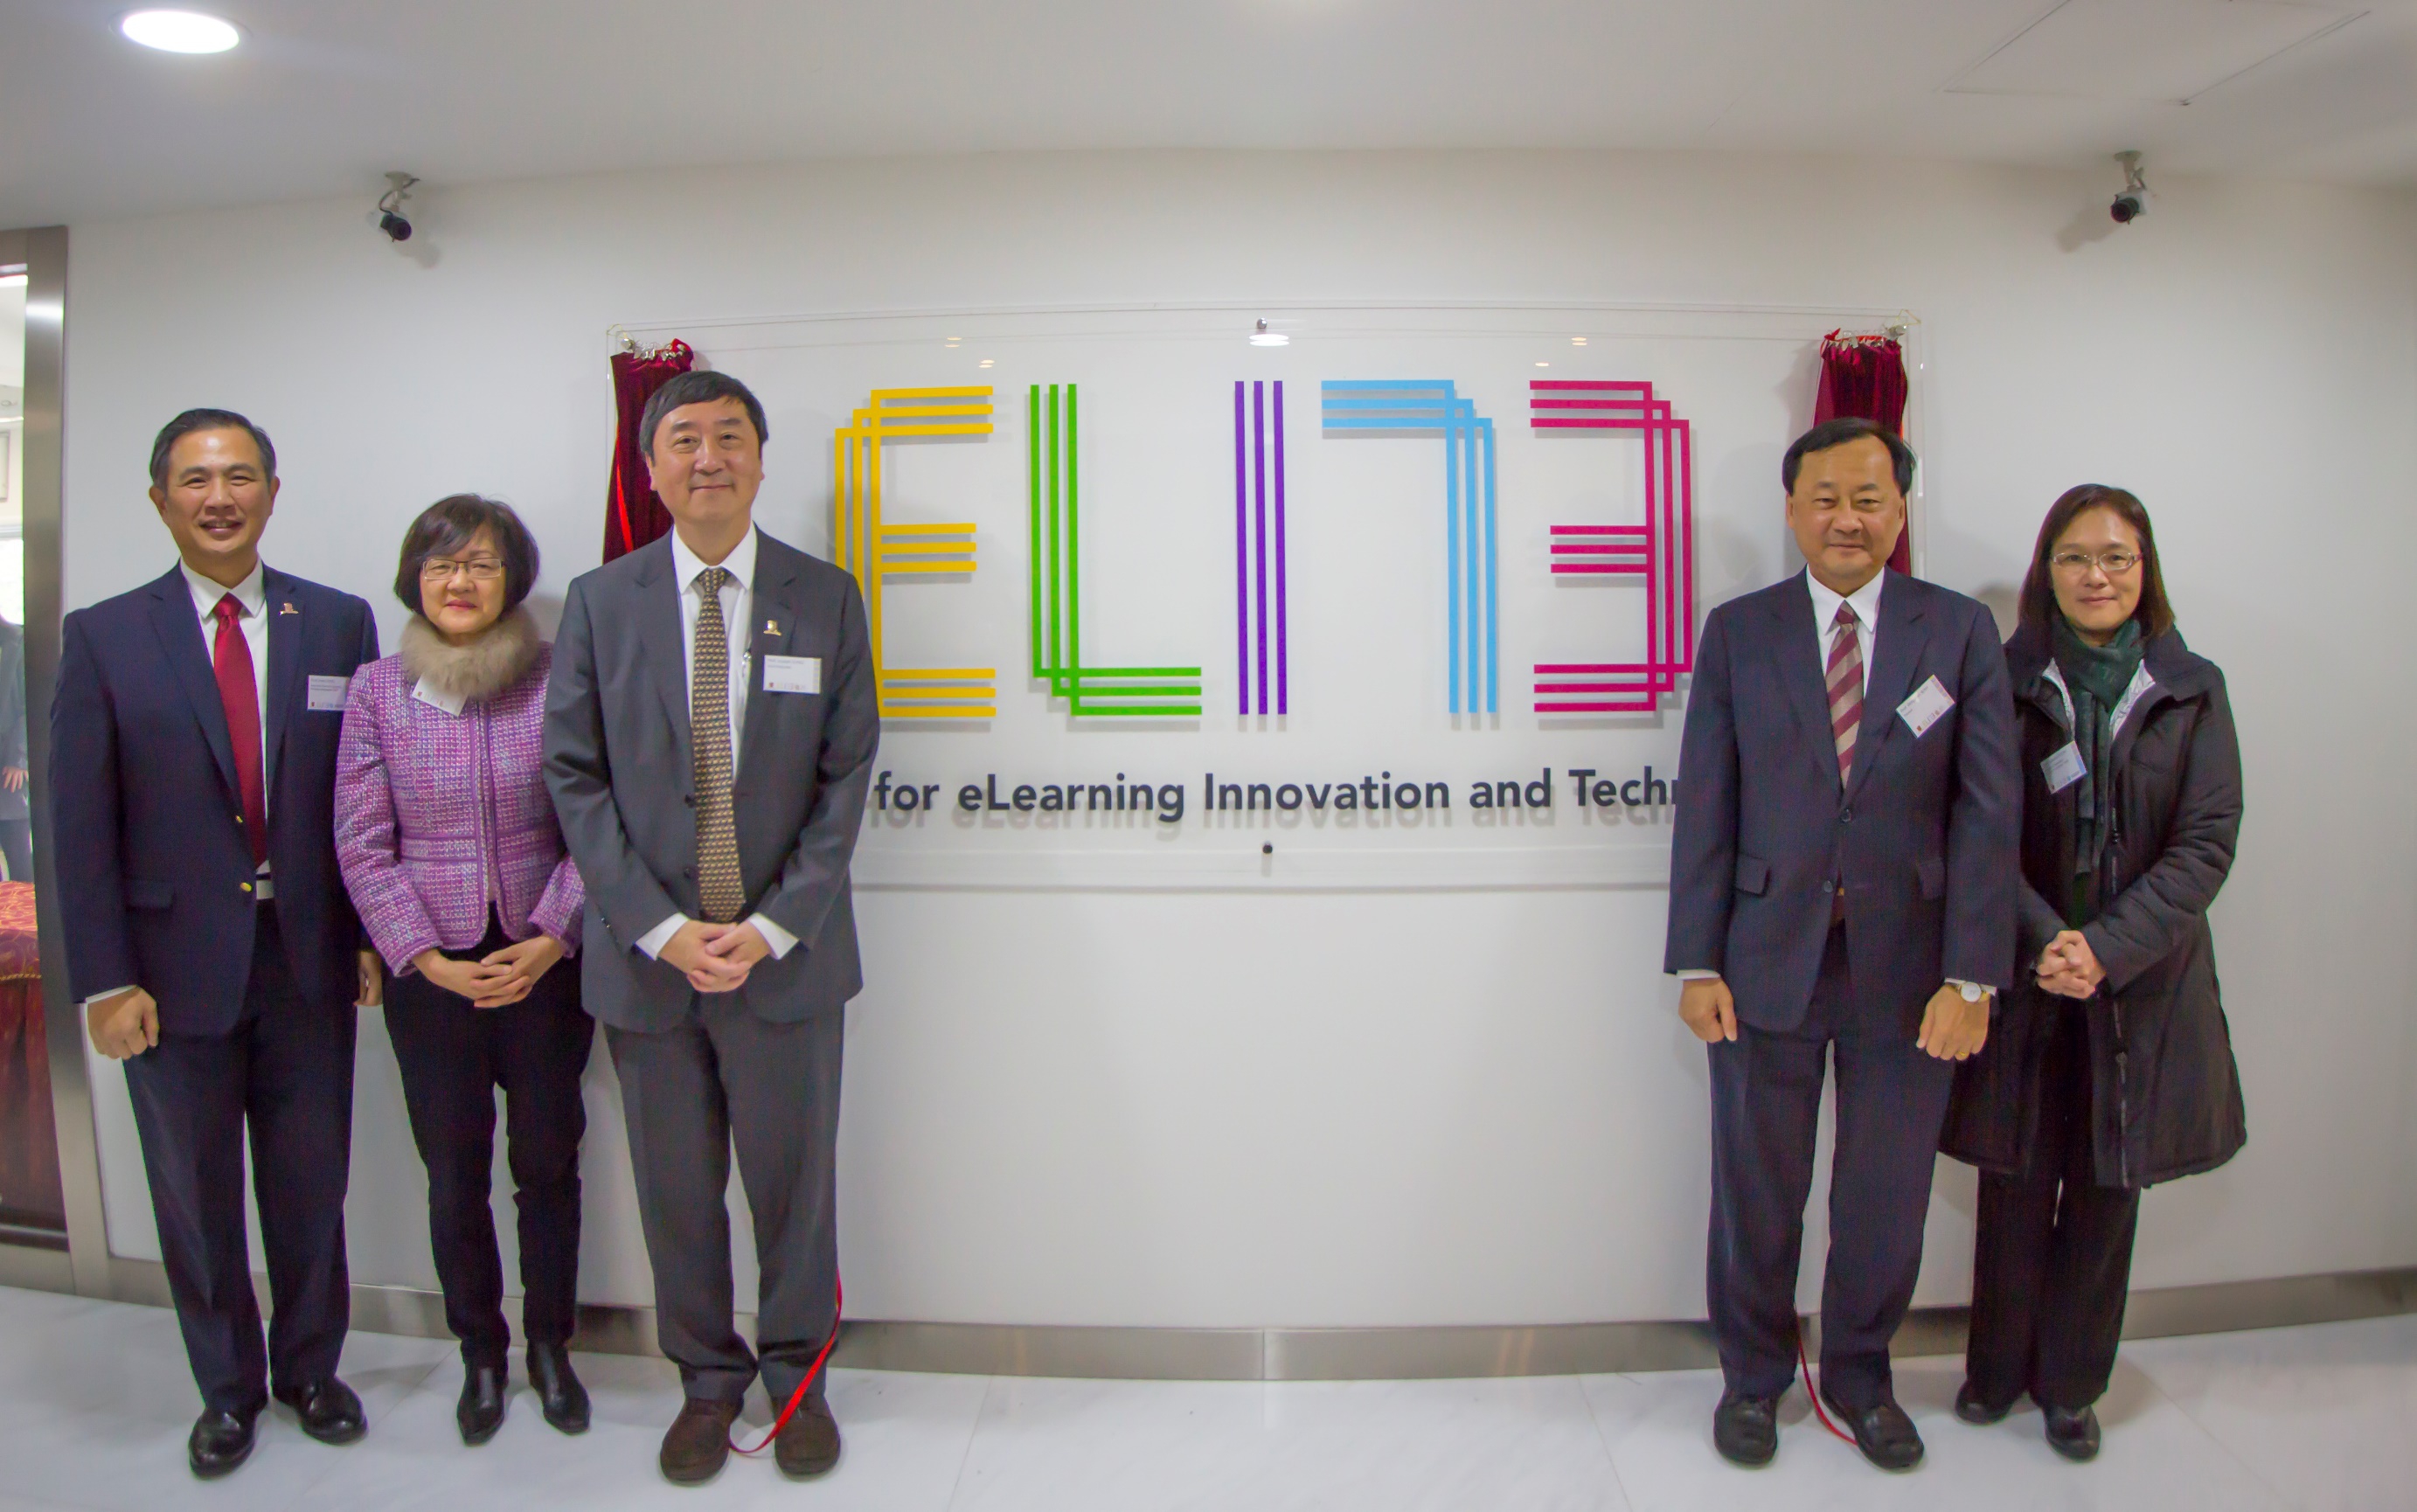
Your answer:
[1665,417,2017,1471]
[52,410,382,1479]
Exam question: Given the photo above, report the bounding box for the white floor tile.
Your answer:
[2127,1314,2417,1512]
[946,1374,1631,1512]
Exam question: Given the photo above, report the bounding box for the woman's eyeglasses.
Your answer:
[2049,550,2141,575]
[421,557,505,582]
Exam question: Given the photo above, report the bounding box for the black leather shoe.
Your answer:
[773,1394,843,1479]
[1955,1381,2015,1425]
[1821,1389,1924,1471]
[274,1376,367,1446]
[528,1341,591,1435]
[2044,1404,2101,1461]
[1712,1391,1780,1467]
[457,1361,506,1445]
[187,1404,261,1479]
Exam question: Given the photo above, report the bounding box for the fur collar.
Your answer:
[399,607,542,704]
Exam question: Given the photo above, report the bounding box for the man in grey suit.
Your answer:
[544,370,878,1485]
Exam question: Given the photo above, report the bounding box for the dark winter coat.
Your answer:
[1941,622,2246,1189]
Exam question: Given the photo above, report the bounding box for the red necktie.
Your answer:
[212,594,267,868]
[1825,601,1863,786]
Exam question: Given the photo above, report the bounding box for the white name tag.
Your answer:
[306,674,352,712]
[763,655,822,695]
[1896,674,1955,739]
[411,678,467,717]
[2042,741,2087,794]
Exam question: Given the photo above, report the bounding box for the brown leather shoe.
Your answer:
[773,1396,842,1479]
[658,1398,740,1486]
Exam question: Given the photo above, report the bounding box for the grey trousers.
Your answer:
[606,997,843,1406]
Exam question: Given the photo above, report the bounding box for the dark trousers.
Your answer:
[606,997,842,1407]
[1965,1006,2141,1411]
[0,817,30,884]
[122,905,356,1413]
[1706,925,1956,1409]
[385,913,594,1365]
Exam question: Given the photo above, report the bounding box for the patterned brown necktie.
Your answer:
[691,566,745,923]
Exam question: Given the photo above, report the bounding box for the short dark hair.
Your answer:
[393,494,542,615]
[638,370,769,459]
[2018,484,2175,638]
[1781,416,1916,497]
[149,408,276,489]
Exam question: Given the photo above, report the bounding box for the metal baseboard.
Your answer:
[55,1257,2414,1381]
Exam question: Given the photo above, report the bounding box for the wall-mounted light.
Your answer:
[1249,318,1288,348]
[120,9,241,53]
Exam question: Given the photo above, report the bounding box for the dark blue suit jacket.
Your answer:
[1663,570,2018,1033]
[52,565,380,1035]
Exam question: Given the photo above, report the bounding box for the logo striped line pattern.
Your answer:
[1528,380,1697,714]
[1233,380,1289,717]
[831,387,997,718]
[1028,384,1204,718]
[1319,380,1498,716]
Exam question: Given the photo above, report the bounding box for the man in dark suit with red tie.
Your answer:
[1664,417,2018,1472]
[52,410,382,1479]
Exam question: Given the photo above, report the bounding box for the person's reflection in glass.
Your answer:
[0,614,29,882]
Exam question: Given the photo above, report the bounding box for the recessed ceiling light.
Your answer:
[1571,336,1587,346]
[978,358,994,368]
[1535,361,1550,368]
[121,10,241,54]
[1249,317,1289,348]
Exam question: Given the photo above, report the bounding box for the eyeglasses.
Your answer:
[2049,550,2142,575]
[420,557,504,582]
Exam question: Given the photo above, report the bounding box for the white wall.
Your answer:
[56,149,2417,1328]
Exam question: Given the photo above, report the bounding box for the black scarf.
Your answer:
[2052,614,2146,924]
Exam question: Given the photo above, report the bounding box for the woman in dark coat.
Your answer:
[1941,484,2245,1461]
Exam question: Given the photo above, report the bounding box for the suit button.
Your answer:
[682,794,694,807]
[683,865,697,880]
[1840,808,1852,822]
[1822,879,1835,893]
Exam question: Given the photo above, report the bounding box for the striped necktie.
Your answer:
[1826,600,1863,786]
[691,565,745,923]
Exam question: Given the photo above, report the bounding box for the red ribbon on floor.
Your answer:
[1797,1336,1858,1446]
[732,1277,844,1456]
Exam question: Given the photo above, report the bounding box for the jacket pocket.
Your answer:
[126,878,173,911]
[1733,855,1770,895]
[1916,855,1946,899]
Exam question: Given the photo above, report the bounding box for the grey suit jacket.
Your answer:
[542,531,880,1031]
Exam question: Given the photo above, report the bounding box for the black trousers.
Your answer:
[1965,1005,2141,1411]
[385,913,594,1365]
[606,999,843,1408]
[1706,925,1956,1409]
[0,816,30,884]
[122,904,356,1413]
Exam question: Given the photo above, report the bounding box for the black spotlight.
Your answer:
[378,172,420,243]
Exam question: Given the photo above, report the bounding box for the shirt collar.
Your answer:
[668,524,758,595]
[181,559,267,621]
[1804,566,1885,633]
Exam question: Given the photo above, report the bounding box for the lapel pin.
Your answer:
[279,602,300,615]
[764,619,781,635]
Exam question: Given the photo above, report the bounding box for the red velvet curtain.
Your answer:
[1815,332,1913,576]
[604,339,695,563]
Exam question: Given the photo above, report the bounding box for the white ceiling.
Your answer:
[3,0,2415,226]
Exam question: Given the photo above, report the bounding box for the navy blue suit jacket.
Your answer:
[1663,570,2018,1033]
[52,565,380,1035]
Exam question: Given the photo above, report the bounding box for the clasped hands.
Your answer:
[1677,974,1991,1061]
[656,919,771,994]
[413,934,563,1009]
[2035,929,2106,999]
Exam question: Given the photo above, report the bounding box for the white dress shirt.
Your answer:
[634,526,798,962]
[1674,568,1982,997]
[1804,566,1883,699]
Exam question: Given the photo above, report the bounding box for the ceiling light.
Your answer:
[978,358,994,368]
[1249,317,1288,348]
[1571,336,1587,346]
[0,274,26,290]
[121,10,240,53]
[1535,361,1550,368]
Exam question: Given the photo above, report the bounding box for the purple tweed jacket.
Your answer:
[336,641,583,974]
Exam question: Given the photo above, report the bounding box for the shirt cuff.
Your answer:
[80,986,135,1009]
[1675,969,1720,981]
[747,914,799,960]
[634,914,688,960]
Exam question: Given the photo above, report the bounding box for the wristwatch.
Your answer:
[1958,981,1986,1002]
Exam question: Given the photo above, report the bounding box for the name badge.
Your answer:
[411,679,467,717]
[1896,674,1955,739]
[306,674,352,712]
[2042,742,2087,794]
[763,655,822,695]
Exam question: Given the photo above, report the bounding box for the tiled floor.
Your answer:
[0,1284,2408,1510]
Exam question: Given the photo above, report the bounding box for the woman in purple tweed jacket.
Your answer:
[335,496,592,1447]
